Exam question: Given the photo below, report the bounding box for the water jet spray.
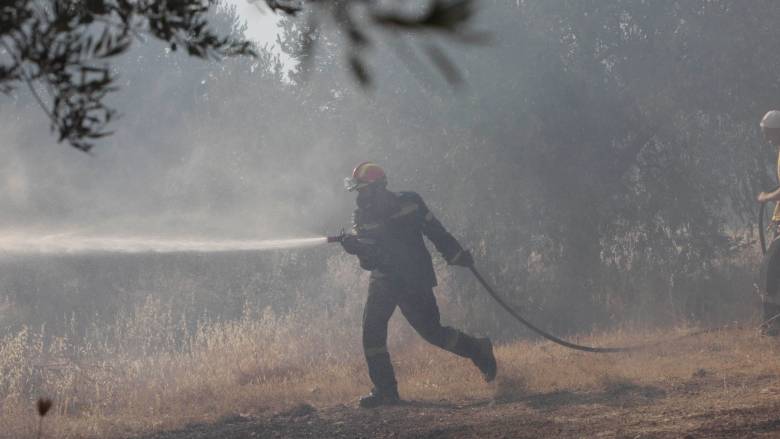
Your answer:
[0,232,330,255]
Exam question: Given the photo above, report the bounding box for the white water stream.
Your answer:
[0,233,329,255]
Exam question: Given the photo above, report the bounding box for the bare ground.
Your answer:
[133,330,780,439]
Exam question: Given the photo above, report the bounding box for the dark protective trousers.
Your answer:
[362,276,482,393]
[761,235,780,334]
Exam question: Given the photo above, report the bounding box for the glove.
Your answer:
[340,234,363,255]
[448,249,474,267]
[341,235,382,270]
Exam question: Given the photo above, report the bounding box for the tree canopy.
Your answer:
[1,0,482,151]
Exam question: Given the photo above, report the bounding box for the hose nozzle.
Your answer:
[327,229,346,243]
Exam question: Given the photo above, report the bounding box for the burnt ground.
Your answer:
[134,372,780,439]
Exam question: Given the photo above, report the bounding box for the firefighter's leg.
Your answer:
[760,237,780,335]
[362,278,400,397]
[399,287,497,381]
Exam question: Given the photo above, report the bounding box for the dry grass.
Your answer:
[2,294,779,438]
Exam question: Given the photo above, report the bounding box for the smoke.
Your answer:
[0,33,353,240]
[0,1,483,242]
[2,0,770,339]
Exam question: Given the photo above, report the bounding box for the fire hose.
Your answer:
[760,200,768,255]
[758,188,780,255]
[473,260,740,351]
[467,265,640,353]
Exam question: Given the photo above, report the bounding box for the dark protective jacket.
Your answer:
[350,191,465,287]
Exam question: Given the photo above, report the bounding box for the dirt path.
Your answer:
[135,372,780,439]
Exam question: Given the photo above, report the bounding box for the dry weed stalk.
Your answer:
[36,397,52,439]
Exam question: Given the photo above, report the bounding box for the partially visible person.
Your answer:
[757,110,780,335]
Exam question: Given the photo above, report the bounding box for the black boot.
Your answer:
[471,337,497,382]
[359,387,400,408]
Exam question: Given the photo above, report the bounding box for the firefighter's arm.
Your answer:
[342,211,381,270]
[414,194,474,267]
[758,187,780,203]
[342,235,381,270]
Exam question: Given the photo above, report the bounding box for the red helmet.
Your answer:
[345,162,387,191]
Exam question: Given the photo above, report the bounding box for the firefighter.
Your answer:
[758,110,780,335]
[340,162,497,408]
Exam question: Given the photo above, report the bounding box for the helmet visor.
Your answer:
[344,176,360,192]
[344,176,376,192]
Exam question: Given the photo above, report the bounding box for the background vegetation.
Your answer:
[1,1,779,436]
